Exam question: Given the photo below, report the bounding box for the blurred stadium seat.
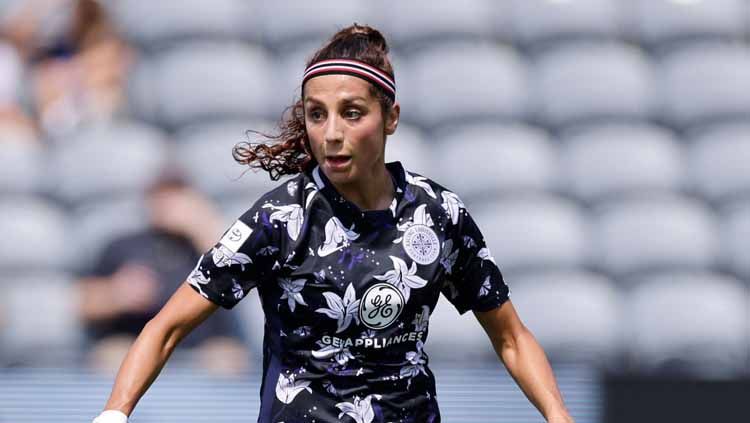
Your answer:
[688,123,750,204]
[721,201,750,280]
[511,270,621,365]
[383,123,432,176]
[49,122,168,204]
[434,123,558,200]
[658,43,750,129]
[404,41,529,128]
[0,137,45,194]
[532,42,655,129]
[0,273,82,365]
[625,272,749,378]
[174,120,278,200]
[472,194,589,275]
[0,40,23,104]
[509,0,623,50]
[131,41,275,128]
[374,0,494,49]
[0,198,68,272]
[624,0,748,49]
[426,294,498,360]
[257,0,372,48]
[105,0,259,48]
[560,123,685,204]
[592,196,720,277]
[67,196,149,273]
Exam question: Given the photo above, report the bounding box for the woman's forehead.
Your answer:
[303,74,375,103]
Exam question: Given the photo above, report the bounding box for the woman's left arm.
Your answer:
[474,300,574,423]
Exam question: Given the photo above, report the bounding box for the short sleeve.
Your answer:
[186,198,283,309]
[439,194,510,315]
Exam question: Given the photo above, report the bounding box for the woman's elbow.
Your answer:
[142,316,184,353]
[497,322,535,355]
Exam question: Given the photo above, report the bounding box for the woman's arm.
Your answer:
[474,300,574,423]
[98,282,219,417]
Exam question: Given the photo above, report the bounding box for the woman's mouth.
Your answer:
[325,155,352,171]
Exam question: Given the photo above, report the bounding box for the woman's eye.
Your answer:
[344,109,361,119]
[309,110,323,120]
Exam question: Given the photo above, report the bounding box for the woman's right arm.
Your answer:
[94,282,219,420]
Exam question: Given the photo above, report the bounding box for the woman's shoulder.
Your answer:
[401,166,464,204]
[231,173,311,223]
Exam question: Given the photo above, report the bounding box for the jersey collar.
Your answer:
[310,161,407,231]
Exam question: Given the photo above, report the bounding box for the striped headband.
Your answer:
[302,59,396,102]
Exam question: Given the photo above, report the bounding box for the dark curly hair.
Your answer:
[232,23,395,181]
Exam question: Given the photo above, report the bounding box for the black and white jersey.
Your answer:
[187,161,510,423]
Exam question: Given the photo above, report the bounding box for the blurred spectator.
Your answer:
[3,0,134,136]
[77,169,251,375]
[0,104,38,144]
[0,37,39,145]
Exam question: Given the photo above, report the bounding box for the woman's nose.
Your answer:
[324,115,344,143]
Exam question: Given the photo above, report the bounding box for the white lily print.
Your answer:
[373,256,428,303]
[187,259,210,298]
[257,245,279,256]
[336,394,383,423]
[400,340,428,388]
[278,278,308,312]
[187,259,209,285]
[440,239,459,275]
[317,216,360,257]
[275,372,312,404]
[478,276,492,297]
[323,379,339,396]
[212,245,252,270]
[393,204,435,244]
[231,280,244,300]
[287,180,298,197]
[477,247,497,265]
[412,305,430,332]
[405,172,437,199]
[312,341,355,366]
[441,190,465,225]
[263,203,304,241]
[316,283,361,333]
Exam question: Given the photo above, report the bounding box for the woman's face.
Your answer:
[303,74,399,187]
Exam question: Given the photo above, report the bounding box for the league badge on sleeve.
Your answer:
[219,220,253,253]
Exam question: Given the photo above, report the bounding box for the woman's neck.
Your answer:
[328,165,395,212]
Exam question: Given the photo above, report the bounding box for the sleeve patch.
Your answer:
[219,220,253,253]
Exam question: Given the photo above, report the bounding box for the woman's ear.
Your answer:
[384,101,400,136]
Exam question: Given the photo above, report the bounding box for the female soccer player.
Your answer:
[93,24,574,423]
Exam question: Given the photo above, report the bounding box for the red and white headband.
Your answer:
[302,59,396,102]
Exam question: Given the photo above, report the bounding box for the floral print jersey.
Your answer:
[187,161,510,423]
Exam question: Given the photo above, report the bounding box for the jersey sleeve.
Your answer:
[439,191,510,315]
[186,196,283,309]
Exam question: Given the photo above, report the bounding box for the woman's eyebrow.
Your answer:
[341,96,367,103]
[304,96,367,105]
[304,97,323,105]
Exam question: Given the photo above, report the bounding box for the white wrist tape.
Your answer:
[93,410,128,423]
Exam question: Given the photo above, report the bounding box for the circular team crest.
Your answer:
[402,224,440,265]
[360,283,405,329]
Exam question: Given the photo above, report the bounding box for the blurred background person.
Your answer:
[2,0,133,136]
[77,169,251,375]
